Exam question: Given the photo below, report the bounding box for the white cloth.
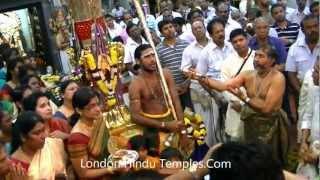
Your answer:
[285,37,320,81]
[285,7,296,19]
[299,71,320,142]
[239,0,247,16]
[269,28,279,38]
[156,11,182,23]
[298,70,320,176]
[196,40,234,79]
[112,7,125,18]
[107,22,123,39]
[220,49,255,138]
[181,40,224,145]
[287,8,310,24]
[123,36,148,64]
[179,24,211,44]
[202,7,216,25]
[181,41,207,71]
[230,6,239,16]
[225,17,242,41]
[190,81,223,146]
[28,138,67,180]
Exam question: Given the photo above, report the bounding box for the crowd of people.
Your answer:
[0,0,319,179]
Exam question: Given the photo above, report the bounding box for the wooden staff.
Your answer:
[132,0,179,122]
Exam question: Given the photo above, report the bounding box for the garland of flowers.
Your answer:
[181,108,207,145]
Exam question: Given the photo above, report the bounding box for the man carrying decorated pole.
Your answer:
[129,0,193,157]
[129,44,185,153]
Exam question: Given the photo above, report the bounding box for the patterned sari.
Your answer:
[48,118,71,134]
[67,120,111,180]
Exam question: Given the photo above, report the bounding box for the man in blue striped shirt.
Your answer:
[270,3,300,52]
[156,20,194,110]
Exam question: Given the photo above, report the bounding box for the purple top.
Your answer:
[248,36,287,65]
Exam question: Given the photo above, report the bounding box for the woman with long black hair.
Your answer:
[10,111,67,179]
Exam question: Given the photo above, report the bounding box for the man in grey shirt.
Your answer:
[157,20,193,110]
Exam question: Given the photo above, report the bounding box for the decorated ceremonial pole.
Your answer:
[132,0,179,123]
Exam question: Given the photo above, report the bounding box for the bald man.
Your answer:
[248,17,287,71]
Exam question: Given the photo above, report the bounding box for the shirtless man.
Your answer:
[192,46,289,163]
[129,44,185,153]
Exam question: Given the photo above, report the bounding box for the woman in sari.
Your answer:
[20,74,59,113]
[53,80,79,122]
[10,111,67,179]
[68,87,121,179]
[1,58,23,101]
[22,91,70,140]
[0,110,13,154]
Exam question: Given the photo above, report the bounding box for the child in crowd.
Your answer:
[128,135,160,170]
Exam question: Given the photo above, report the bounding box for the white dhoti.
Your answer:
[190,80,225,146]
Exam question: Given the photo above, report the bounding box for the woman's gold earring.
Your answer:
[76,108,82,116]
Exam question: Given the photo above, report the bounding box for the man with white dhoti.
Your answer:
[220,28,255,141]
[298,58,320,179]
[194,18,235,146]
[181,20,218,147]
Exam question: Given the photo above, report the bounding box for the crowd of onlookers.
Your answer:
[0,0,319,179]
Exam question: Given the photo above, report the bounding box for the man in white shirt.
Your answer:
[215,1,242,41]
[124,23,148,75]
[298,59,320,177]
[181,21,209,72]
[195,18,234,145]
[288,0,310,24]
[286,15,320,94]
[121,23,147,106]
[196,18,234,80]
[180,9,208,43]
[221,29,255,141]
[181,20,221,146]
[105,14,123,40]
